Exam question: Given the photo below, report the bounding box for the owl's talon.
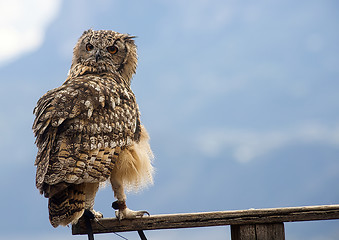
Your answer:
[115,208,150,221]
[93,210,103,219]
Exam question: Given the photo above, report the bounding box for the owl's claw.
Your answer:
[115,208,150,221]
[92,210,103,219]
[112,200,149,220]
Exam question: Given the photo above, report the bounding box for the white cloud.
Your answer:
[197,122,339,163]
[0,0,62,66]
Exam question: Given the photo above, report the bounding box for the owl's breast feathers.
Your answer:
[33,73,141,193]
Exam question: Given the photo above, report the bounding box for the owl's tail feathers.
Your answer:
[48,183,85,228]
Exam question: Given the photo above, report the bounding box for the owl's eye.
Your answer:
[86,43,94,51]
[107,46,118,55]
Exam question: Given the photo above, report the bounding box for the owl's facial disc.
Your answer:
[68,30,138,82]
[70,30,137,79]
[83,40,120,66]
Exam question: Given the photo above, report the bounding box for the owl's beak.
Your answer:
[95,50,102,62]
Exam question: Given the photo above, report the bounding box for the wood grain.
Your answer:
[231,223,285,240]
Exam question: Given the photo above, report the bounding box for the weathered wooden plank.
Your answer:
[72,204,339,235]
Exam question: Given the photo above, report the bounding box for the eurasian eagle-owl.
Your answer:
[33,29,154,227]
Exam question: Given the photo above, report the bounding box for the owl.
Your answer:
[33,29,154,227]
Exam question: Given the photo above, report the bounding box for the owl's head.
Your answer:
[70,29,137,83]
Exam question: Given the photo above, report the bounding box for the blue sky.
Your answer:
[0,0,339,239]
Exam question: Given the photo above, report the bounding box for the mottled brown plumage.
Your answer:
[33,29,153,227]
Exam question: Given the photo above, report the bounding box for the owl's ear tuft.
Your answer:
[124,35,137,43]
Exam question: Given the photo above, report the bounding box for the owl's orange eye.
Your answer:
[107,46,118,54]
[86,43,94,51]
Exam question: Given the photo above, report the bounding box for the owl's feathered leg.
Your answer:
[110,176,149,220]
[84,182,103,219]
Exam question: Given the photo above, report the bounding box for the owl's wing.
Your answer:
[33,75,140,191]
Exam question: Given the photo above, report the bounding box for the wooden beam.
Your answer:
[231,223,285,240]
[72,204,339,235]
